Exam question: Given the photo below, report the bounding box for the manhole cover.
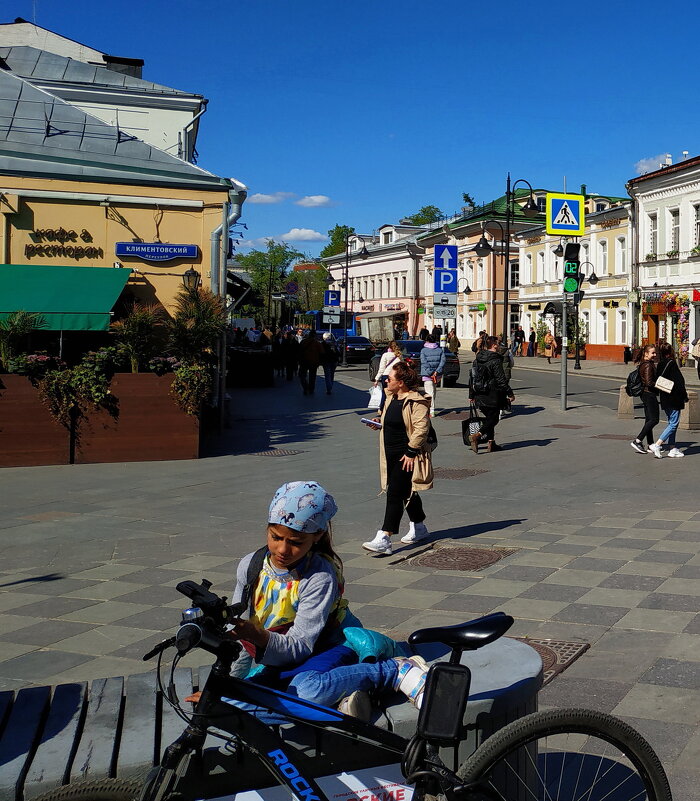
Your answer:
[412,546,518,571]
[546,424,590,429]
[591,434,632,441]
[433,467,487,479]
[441,411,469,421]
[248,449,305,457]
[514,638,590,685]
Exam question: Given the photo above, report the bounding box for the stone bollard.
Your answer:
[680,390,699,430]
[617,385,634,418]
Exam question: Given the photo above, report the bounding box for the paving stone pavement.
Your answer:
[1,365,699,798]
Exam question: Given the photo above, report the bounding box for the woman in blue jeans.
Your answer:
[649,342,688,459]
[186,481,427,721]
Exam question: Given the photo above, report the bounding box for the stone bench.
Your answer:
[617,386,700,430]
[1,639,542,800]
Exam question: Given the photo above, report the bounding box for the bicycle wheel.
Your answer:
[453,708,671,801]
[32,778,143,801]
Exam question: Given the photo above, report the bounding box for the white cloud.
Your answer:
[280,228,327,242]
[247,192,296,204]
[295,195,333,208]
[237,237,270,249]
[634,154,668,175]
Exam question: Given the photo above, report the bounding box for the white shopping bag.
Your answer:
[367,385,382,409]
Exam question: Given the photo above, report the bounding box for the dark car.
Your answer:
[339,335,376,364]
[368,340,460,386]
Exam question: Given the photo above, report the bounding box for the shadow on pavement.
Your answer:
[0,572,63,587]
[501,438,558,450]
[509,405,546,416]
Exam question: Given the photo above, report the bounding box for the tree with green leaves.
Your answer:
[291,265,332,311]
[236,240,304,323]
[402,205,443,225]
[462,192,476,207]
[320,225,355,258]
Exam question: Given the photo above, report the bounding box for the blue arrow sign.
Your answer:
[434,244,457,270]
[324,290,340,306]
[434,269,458,294]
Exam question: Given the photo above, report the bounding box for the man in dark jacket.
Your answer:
[298,330,324,395]
[468,336,515,453]
[418,326,430,341]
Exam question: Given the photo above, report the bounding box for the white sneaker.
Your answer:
[630,440,647,454]
[337,690,372,721]
[668,448,685,458]
[649,443,664,459]
[401,522,429,545]
[392,655,429,708]
[362,531,393,555]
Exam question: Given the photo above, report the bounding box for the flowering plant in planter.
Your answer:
[6,353,66,378]
[148,356,181,376]
[661,291,690,364]
[170,363,213,416]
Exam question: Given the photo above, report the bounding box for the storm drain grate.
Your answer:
[514,638,590,685]
[591,434,633,441]
[248,449,305,457]
[412,545,519,571]
[546,424,590,429]
[433,467,488,479]
[441,411,469,421]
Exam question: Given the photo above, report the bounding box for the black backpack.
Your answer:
[469,361,492,394]
[625,367,643,397]
[229,546,268,617]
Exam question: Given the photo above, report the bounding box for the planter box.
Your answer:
[0,374,69,467]
[75,374,200,464]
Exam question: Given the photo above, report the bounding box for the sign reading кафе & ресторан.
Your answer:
[115,243,199,262]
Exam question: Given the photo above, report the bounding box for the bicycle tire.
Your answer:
[451,708,672,800]
[31,778,143,801]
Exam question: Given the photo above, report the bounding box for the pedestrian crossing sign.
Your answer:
[546,193,585,236]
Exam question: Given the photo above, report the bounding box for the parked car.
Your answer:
[339,335,376,364]
[368,340,460,386]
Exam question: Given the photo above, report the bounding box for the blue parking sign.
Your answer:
[434,269,458,294]
[324,290,340,306]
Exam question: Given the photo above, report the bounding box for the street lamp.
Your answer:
[458,277,472,295]
[182,267,201,292]
[341,233,369,367]
[572,260,598,370]
[473,174,538,344]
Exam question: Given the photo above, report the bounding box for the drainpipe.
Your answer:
[210,181,247,432]
[179,99,208,161]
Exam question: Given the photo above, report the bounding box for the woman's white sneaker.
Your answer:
[401,522,429,544]
[362,531,393,555]
[668,448,685,458]
[649,443,664,459]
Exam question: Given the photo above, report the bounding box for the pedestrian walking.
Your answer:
[320,333,340,395]
[280,331,299,381]
[471,330,487,353]
[468,335,515,453]
[373,340,403,412]
[527,327,536,357]
[184,480,430,721]
[298,330,323,395]
[498,339,514,418]
[512,326,525,356]
[544,331,556,363]
[419,335,445,417]
[362,362,434,555]
[630,344,659,454]
[692,337,700,380]
[418,326,430,341]
[447,329,461,356]
[649,342,688,458]
[431,325,443,341]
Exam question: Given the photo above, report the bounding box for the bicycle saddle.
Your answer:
[407,612,514,651]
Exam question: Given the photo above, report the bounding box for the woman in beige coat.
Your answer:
[362,362,433,555]
[544,331,556,364]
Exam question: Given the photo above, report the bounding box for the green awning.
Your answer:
[0,264,132,331]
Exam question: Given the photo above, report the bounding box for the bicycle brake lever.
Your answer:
[143,635,177,661]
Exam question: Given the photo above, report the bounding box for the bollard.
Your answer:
[617,385,634,419]
[680,390,700,430]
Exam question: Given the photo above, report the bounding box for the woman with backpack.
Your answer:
[419,334,446,417]
[630,344,659,454]
[649,342,688,458]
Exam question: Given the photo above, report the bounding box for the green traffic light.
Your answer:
[564,277,579,292]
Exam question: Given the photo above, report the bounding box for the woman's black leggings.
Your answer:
[382,450,425,533]
[637,391,659,444]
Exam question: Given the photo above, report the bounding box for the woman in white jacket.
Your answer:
[373,341,403,411]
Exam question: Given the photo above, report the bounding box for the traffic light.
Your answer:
[563,242,582,296]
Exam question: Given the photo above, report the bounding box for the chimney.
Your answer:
[580,184,587,196]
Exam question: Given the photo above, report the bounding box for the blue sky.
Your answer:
[9,0,699,257]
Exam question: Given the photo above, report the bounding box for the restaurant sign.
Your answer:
[115,242,199,262]
[384,303,405,311]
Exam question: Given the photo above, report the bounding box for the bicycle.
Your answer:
[35,578,672,801]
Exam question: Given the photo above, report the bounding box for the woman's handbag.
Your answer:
[368,385,382,409]
[654,361,674,394]
[462,404,483,445]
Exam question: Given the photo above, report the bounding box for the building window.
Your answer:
[599,309,608,342]
[598,240,608,275]
[648,213,658,254]
[581,241,590,264]
[537,251,545,283]
[695,204,700,246]
[582,310,590,343]
[477,261,484,289]
[509,260,519,288]
[401,275,407,296]
[616,236,626,274]
[467,261,474,287]
[524,253,532,284]
[509,305,520,338]
[669,208,680,251]
[378,278,383,297]
[393,276,398,297]
[537,196,546,211]
[617,309,627,344]
[596,202,607,212]
[370,280,375,299]
[363,280,368,299]
[382,231,393,245]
